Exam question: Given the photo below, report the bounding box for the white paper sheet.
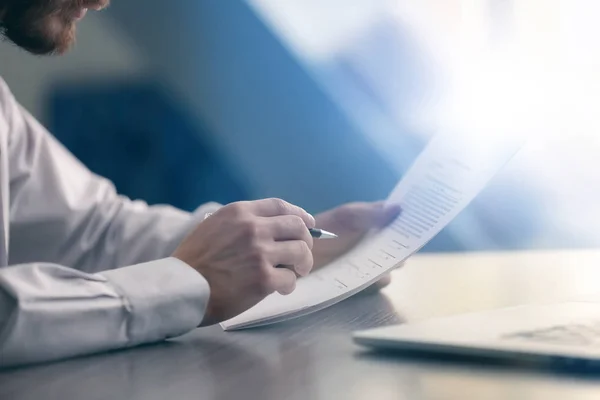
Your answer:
[221,131,523,330]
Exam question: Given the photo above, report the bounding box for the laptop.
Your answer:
[353,302,600,367]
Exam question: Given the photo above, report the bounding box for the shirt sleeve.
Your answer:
[0,79,220,367]
[0,257,209,368]
[1,77,223,271]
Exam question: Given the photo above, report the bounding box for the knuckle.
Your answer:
[297,239,311,255]
[298,244,314,276]
[224,202,246,217]
[240,219,261,238]
[303,230,314,249]
[248,245,268,265]
[287,216,313,245]
[300,209,315,227]
[307,252,314,269]
[270,198,289,214]
[290,241,311,273]
[289,215,306,231]
[305,244,314,262]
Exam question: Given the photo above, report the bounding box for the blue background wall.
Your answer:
[108,0,399,213]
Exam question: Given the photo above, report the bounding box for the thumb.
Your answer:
[335,202,401,231]
[375,202,402,228]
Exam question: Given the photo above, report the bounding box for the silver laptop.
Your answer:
[353,302,600,365]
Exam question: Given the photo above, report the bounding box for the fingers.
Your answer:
[248,198,316,228]
[333,202,402,231]
[269,267,297,295]
[266,215,314,249]
[378,203,402,228]
[269,240,314,277]
[258,238,313,297]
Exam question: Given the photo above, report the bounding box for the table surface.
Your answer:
[3,249,600,400]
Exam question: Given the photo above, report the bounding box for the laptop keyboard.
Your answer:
[503,321,600,346]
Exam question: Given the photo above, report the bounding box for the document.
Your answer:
[221,131,522,330]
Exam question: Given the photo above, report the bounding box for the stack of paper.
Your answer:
[221,132,522,331]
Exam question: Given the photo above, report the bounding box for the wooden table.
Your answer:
[2,250,600,400]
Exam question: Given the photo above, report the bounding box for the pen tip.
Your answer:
[322,230,338,239]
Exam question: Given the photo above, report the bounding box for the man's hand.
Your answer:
[312,201,402,289]
[172,198,315,326]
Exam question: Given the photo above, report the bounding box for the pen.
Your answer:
[204,213,337,239]
[308,228,338,239]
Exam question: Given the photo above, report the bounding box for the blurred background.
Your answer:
[0,0,598,252]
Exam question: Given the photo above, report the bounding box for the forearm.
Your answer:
[0,259,208,368]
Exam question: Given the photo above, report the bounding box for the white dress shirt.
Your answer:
[0,77,221,368]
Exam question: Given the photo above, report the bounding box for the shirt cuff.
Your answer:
[100,257,209,345]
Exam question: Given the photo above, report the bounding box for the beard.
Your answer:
[0,0,107,55]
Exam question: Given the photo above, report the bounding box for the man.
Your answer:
[0,0,400,367]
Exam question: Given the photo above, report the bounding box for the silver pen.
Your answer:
[308,228,338,239]
[204,213,338,239]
